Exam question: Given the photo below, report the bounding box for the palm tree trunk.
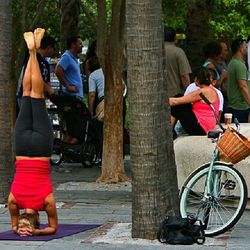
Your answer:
[0,0,14,203]
[127,0,179,239]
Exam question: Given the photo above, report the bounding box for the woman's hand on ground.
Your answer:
[17,226,33,236]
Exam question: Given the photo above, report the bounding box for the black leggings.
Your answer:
[15,96,53,157]
[171,103,206,135]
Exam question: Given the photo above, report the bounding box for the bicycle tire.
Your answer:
[81,141,96,167]
[50,150,63,165]
[179,162,247,236]
[50,138,63,166]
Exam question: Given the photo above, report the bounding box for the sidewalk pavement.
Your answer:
[0,158,250,249]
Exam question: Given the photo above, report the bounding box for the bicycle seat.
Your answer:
[207,129,223,139]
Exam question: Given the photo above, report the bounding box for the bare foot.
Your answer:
[34,28,45,49]
[23,32,35,50]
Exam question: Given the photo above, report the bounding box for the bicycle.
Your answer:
[179,93,250,237]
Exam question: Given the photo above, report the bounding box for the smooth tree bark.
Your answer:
[95,0,107,70]
[0,0,14,203]
[127,0,179,239]
[96,0,129,183]
[59,0,81,51]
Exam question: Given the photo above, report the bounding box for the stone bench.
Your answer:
[174,124,250,196]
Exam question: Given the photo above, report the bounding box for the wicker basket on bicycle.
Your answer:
[217,127,250,164]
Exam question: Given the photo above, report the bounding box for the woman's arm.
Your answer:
[88,91,96,116]
[33,193,58,236]
[169,89,202,106]
[7,193,19,234]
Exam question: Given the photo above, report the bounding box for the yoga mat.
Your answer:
[0,224,100,241]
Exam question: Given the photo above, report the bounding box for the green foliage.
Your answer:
[162,0,187,32]
[80,0,98,41]
[209,0,250,41]
[162,0,250,42]
[11,0,116,50]
[12,0,61,46]
[11,0,250,53]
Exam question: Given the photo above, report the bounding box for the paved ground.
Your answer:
[0,158,250,249]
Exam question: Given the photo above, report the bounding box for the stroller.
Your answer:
[48,93,103,167]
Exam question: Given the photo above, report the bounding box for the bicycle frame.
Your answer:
[203,134,225,199]
[180,93,247,236]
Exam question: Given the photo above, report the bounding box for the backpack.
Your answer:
[157,216,205,245]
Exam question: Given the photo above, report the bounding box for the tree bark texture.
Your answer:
[96,0,107,70]
[96,0,128,183]
[59,0,80,51]
[0,0,14,203]
[127,0,179,239]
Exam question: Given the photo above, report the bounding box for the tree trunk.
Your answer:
[96,0,128,183]
[0,0,14,203]
[186,0,211,70]
[96,0,107,70]
[127,0,179,239]
[59,0,81,52]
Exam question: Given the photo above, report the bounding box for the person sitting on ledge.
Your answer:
[8,28,58,236]
[169,67,220,136]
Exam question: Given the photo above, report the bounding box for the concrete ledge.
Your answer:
[174,124,250,195]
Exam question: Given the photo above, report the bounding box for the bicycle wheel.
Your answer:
[81,141,96,167]
[50,138,63,166]
[180,163,247,236]
[50,150,63,165]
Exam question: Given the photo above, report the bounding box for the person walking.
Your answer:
[54,36,84,144]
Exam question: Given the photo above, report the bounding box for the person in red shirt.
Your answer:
[169,68,220,136]
[8,28,58,236]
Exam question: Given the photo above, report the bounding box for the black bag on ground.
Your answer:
[157,216,205,245]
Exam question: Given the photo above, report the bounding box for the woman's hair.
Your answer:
[203,41,222,59]
[17,213,40,230]
[193,67,211,86]
[87,56,101,73]
[86,40,97,60]
[207,68,217,81]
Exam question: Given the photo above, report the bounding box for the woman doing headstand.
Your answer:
[8,28,58,236]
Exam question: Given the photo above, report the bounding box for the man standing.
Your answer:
[37,36,56,96]
[55,36,83,97]
[227,38,250,123]
[54,36,84,144]
[164,27,192,97]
